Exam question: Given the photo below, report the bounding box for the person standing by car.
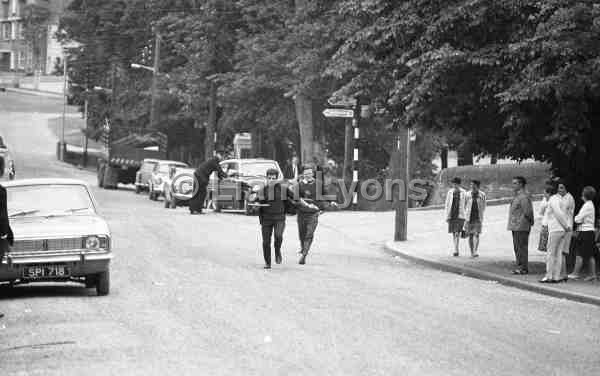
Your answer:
[189,153,226,215]
[251,168,292,269]
[294,165,337,265]
[0,182,14,319]
[507,176,534,275]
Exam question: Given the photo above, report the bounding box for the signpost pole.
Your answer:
[352,102,360,210]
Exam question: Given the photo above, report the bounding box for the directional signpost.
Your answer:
[322,108,354,118]
[323,99,364,209]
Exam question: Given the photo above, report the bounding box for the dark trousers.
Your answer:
[261,220,285,265]
[189,184,207,213]
[512,231,530,272]
[0,238,7,260]
[298,211,319,255]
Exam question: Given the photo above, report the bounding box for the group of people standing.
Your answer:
[446,175,599,283]
[538,180,597,283]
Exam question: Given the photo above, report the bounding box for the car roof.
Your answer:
[143,158,160,163]
[2,178,91,188]
[157,160,188,165]
[222,158,279,164]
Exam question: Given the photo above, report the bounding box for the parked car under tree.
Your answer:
[0,179,112,296]
[148,160,189,201]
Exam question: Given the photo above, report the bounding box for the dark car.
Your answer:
[208,159,283,215]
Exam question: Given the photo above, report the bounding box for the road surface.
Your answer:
[1,92,599,376]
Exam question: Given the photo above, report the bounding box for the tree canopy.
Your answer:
[59,0,600,193]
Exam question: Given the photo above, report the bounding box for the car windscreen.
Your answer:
[7,184,95,217]
[241,162,279,177]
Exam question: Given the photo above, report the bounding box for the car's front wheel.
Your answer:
[96,270,110,296]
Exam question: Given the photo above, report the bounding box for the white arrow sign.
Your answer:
[322,108,354,118]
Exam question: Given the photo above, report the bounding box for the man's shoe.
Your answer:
[275,254,282,264]
[299,255,306,265]
[264,264,271,269]
[567,274,581,280]
[512,269,528,275]
[452,252,459,257]
[0,312,4,319]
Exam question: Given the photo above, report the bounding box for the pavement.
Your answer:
[2,87,64,99]
[385,204,600,306]
[1,91,600,376]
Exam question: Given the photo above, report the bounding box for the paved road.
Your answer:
[1,92,599,376]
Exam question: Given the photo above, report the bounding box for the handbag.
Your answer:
[538,225,549,252]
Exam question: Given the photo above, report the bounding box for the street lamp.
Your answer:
[131,33,161,129]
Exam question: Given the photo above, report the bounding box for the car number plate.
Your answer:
[23,265,70,279]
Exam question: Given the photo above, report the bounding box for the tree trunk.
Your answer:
[441,147,448,169]
[204,81,217,161]
[457,142,473,166]
[295,93,314,165]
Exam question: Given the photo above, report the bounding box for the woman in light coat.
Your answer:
[464,180,486,257]
[540,182,571,283]
[445,177,467,256]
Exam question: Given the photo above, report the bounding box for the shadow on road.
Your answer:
[0,284,98,299]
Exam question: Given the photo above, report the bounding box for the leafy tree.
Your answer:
[22,3,51,73]
[328,0,600,195]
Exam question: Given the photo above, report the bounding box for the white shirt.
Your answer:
[547,195,569,233]
[560,193,575,227]
[575,201,596,232]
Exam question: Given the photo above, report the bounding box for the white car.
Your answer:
[148,160,189,201]
[0,179,112,295]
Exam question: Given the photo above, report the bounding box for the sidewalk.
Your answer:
[383,203,600,306]
[3,87,63,99]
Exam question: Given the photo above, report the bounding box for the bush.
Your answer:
[427,162,551,206]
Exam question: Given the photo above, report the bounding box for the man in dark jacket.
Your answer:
[252,168,292,269]
[0,183,14,320]
[294,165,337,265]
[189,153,226,214]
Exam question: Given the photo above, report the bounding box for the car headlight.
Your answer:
[83,235,110,250]
[84,236,100,249]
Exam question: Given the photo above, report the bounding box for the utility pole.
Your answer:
[393,125,410,241]
[60,54,67,161]
[206,80,217,159]
[342,118,352,185]
[81,95,89,167]
[149,33,160,129]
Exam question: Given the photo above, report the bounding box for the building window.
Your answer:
[1,22,12,40]
[17,51,25,69]
[15,21,22,39]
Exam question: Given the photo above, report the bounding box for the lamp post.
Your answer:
[131,33,160,129]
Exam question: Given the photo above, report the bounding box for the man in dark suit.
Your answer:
[251,168,292,269]
[189,153,227,215]
[283,156,300,181]
[0,183,14,319]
